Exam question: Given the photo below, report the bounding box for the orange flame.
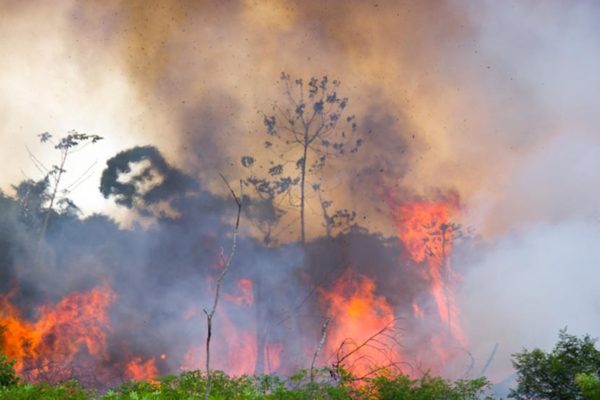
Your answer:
[125,357,158,381]
[392,195,467,361]
[319,270,403,377]
[0,286,116,380]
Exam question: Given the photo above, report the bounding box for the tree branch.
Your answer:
[203,175,243,400]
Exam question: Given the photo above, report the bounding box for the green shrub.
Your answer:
[0,366,497,399]
[510,329,600,399]
[0,325,19,388]
[0,353,18,388]
[360,373,493,400]
[577,373,600,400]
[0,381,91,400]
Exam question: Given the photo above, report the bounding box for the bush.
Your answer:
[0,353,18,388]
[577,373,600,400]
[361,373,493,400]
[0,351,496,400]
[510,329,600,399]
[0,326,18,388]
[0,381,90,400]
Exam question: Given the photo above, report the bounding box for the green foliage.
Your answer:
[577,373,600,400]
[510,329,600,399]
[0,354,18,389]
[362,374,493,400]
[0,369,496,400]
[0,381,91,400]
[0,326,18,388]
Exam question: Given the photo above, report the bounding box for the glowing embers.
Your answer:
[319,270,405,378]
[392,195,467,360]
[0,286,116,382]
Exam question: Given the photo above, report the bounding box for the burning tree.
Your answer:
[241,73,363,244]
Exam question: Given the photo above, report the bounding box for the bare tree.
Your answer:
[242,73,362,243]
[203,174,242,400]
[310,316,331,383]
[35,130,103,243]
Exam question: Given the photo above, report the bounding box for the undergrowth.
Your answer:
[0,363,494,400]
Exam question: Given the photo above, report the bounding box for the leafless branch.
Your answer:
[203,175,243,400]
[310,316,331,383]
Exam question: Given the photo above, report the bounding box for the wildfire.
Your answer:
[0,286,116,381]
[319,270,404,377]
[125,357,158,382]
[223,278,254,306]
[392,195,467,362]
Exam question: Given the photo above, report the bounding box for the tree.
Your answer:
[99,145,197,216]
[203,175,242,400]
[33,130,102,242]
[510,329,600,399]
[242,73,362,243]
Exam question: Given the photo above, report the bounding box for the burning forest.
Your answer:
[1,1,600,399]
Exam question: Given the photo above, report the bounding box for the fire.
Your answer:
[319,270,404,377]
[412,302,424,320]
[179,276,261,375]
[264,342,283,374]
[0,286,116,381]
[392,195,467,359]
[223,278,254,306]
[180,313,258,376]
[125,357,158,381]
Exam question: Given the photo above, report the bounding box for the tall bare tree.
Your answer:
[242,73,362,243]
[35,130,102,243]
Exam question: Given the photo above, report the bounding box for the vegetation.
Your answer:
[576,373,600,400]
[0,353,18,389]
[241,73,362,244]
[0,326,18,388]
[34,131,103,243]
[510,329,600,399]
[0,368,493,400]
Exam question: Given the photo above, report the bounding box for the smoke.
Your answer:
[450,2,600,389]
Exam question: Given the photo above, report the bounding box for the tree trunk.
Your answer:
[39,151,67,245]
[254,279,266,375]
[300,136,308,244]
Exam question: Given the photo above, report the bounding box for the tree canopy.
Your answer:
[510,330,600,399]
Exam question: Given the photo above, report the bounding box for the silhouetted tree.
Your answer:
[99,145,198,218]
[242,73,362,243]
[35,130,102,242]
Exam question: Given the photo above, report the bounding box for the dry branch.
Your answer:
[310,316,331,383]
[203,174,243,400]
